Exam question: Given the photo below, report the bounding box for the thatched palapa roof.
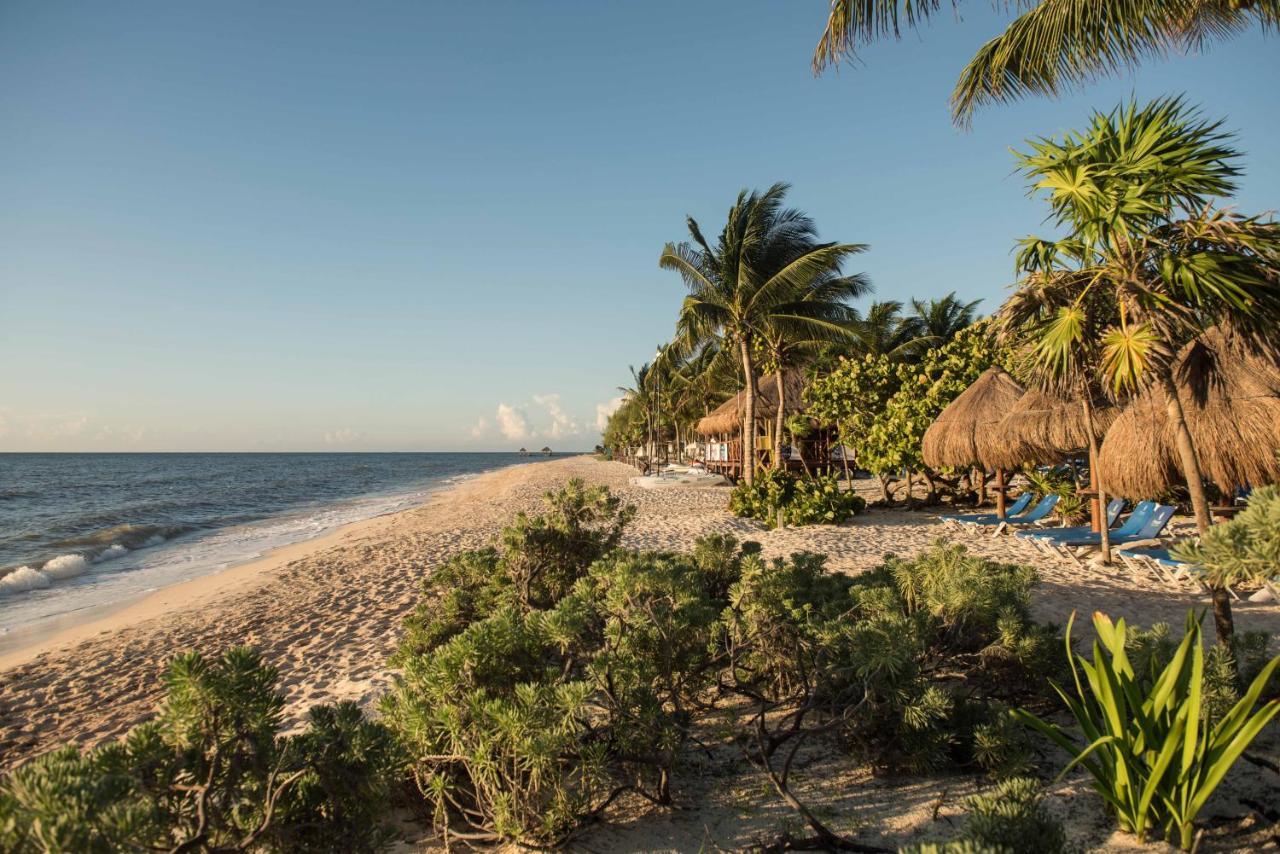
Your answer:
[1098,329,1280,498]
[921,367,1025,470]
[977,389,1118,471]
[696,369,808,436]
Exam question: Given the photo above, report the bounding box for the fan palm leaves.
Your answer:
[1000,97,1280,643]
[659,183,868,484]
[909,292,983,350]
[811,1,1279,125]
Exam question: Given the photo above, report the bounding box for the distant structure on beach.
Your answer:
[540,446,552,456]
[518,447,528,456]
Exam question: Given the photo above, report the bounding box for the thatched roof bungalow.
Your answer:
[695,369,809,436]
[921,367,1025,470]
[1099,330,1280,498]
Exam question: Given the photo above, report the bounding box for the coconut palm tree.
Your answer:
[811,1,1279,125]
[909,292,982,349]
[660,183,866,484]
[757,266,871,467]
[1002,96,1280,643]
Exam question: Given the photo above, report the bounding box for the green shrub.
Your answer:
[1172,484,1280,590]
[383,501,755,846]
[394,479,635,661]
[724,541,1057,775]
[729,469,865,528]
[0,648,400,854]
[1016,611,1280,849]
[962,777,1066,854]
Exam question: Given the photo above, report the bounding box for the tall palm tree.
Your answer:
[849,300,925,359]
[758,266,871,466]
[811,1,1279,125]
[1002,97,1280,643]
[660,183,866,484]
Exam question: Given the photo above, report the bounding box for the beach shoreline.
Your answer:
[3,455,1277,850]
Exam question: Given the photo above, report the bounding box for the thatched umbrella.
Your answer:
[977,390,1118,471]
[1099,331,1280,499]
[694,370,809,437]
[922,366,1025,516]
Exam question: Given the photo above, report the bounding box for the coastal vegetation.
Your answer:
[3,480,1277,851]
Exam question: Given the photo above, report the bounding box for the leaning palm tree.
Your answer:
[811,1,1279,125]
[1002,96,1280,643]
[660,183,866,484]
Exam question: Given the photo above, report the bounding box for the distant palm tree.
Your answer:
[660,183,865,484]
[909,292,982,350]
[811,1,1279,125]
[848,300,924,359]
[1000,97,1280,643]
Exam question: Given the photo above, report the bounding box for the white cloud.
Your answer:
[595,395,625,431]
[323,428,362,445]
[533,393,578,439]
[495,403,531,441]
[470,416,490,439]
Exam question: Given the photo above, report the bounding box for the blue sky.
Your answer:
[2,1,1277,451]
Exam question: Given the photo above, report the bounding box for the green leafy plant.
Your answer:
[1015,611,1280,849]
[899,776,1066,854]
[0,648,400,854]
[729,469,865,528]
[1172,484,1280,594]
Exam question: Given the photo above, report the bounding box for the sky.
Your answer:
[2,1,1277,452]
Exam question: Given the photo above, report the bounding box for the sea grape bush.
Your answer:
[0,647,400,854]
[729,469,866,528]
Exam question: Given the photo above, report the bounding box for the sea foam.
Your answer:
[0,554,91,596]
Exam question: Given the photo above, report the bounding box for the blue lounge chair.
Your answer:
[1115,544,1240,598]
[940,492,1034,528]
[1054,504,1176,564]
[988,493,1060,535]
[1017,498,1127,541]
[1029,501,1156,544]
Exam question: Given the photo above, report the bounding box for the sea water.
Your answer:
[0,452,557,650]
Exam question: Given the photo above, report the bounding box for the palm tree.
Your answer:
[850,300,925,359]
[1002,97,1280,643]
[660,183,866,484]
[909,292,982,349]
[811,1,1279,125]
[757,266,871,467]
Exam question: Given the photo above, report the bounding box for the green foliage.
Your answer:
[729,469,866,528]
[725,541,1057,775]
[806,319,1015,479]
[394,479,634,660]
[1172,484,1280,591]
[1023,468,1085,525]
[899,777,1066,854]
[1016,611,1280,849]
[0,648,400,854]
[384,487,756,846]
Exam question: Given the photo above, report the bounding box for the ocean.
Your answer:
[0,452,557,649]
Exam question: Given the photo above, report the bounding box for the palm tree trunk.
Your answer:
[774,370,787,471]
[738,339,757,486]
[1082,396,1111,565]
[994,468,1006,519]
[1159,373,1232,643]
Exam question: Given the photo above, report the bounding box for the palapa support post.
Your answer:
[994,468,1006,520]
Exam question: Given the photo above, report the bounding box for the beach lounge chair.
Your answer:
[1051,504,1176,565]
[991,493,1060,535]
[939,492,1034,529]
[1116,545,1241,599]
[1016,498,1127,556]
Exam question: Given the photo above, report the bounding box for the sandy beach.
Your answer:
[3,456,1277,850]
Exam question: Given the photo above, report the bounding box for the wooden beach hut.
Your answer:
[695,369,833,481]
[921,366,1025,517]
[1099,330,1280,499]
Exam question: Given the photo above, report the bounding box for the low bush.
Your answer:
[729,469,866,528]
[1016,611,1280,850]
[899,777,1066,854]
[0,647,400,854]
